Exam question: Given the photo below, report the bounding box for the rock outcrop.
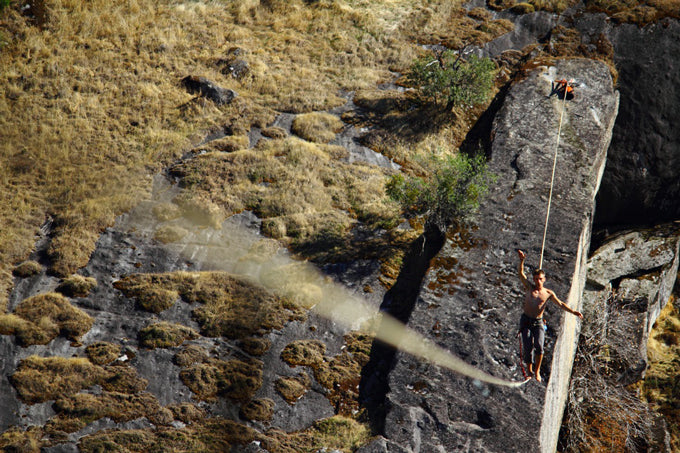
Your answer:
[594,18,680,228]
[362,59,619,452]
[585,225,680,384]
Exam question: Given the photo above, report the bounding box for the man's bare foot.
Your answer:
[535,373,542,382]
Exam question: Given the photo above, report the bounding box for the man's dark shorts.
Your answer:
[519,313,545,363]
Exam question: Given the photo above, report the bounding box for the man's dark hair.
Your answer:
[533,269,545,277]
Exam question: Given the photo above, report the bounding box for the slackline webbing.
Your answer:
[538,83,570,270]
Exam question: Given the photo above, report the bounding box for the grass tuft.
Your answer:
[275,373,312,404]
[291,112,344,143]
[1,292,93,346]
[55,274,97,298]
[12,260,42,278]
[85,341,121,366]
[239,398,275,422]
[179,357,263,403]
[153,224,189,244]
[138,321,198,349]
[10,356,107,404]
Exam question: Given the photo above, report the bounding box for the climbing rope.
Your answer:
[538,81,570,269]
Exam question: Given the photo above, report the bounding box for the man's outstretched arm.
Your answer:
[517,250,531,290]
[548,291,584,319]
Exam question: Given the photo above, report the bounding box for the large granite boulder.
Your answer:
[366,58,619,452]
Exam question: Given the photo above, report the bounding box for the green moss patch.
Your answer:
[0,292,93,346]
[56,274,98,298]
[138,321,198,349]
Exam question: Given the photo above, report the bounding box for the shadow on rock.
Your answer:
[359,224,446,434]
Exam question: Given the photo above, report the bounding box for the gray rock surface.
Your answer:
[595,19,680,227]
[587,227,680,288]
[373,59,619,453]
[586,225,680,368]
[0,176,383,442]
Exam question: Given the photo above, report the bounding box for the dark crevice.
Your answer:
[459,80,514,160]
[359,224,446,435]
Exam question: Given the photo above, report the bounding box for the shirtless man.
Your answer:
[517,250,583,381]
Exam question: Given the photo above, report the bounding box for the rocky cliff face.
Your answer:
[593,18,680,229]
[360,59,619,452]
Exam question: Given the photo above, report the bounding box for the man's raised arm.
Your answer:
[517,250,531,290]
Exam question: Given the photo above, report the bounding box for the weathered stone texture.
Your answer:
[595,19,680,227]
[376,59,619,452]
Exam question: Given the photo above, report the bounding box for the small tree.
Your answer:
[407,49,496,109]
[386,151,493,232]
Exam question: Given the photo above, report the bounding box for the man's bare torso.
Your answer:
[524,287,552,319]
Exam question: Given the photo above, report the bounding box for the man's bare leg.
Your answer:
[534,354,543,382]
[527,363,533,378]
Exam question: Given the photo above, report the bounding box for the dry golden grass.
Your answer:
[55,274,97,298]
[264,415,372,453]
[153,224,189,244]
[179,357,263,403]
[1,0,449,310]
[12,260,42,278]
[0,292,93,345]
[281,339,327,367]
[278,332,372,415]
[50,391,173,432]
[239,336,272,356]
[78,418,258,453]
[644,296,680,450]
[584,0,680,24]
[0,0,534,318]
[9,355,108,403]
[291,112,344,143]
[167,402,206,424]
[170,137,401,262]
[240,398,275,422]
[115,270,306,338]
[85,341,121,365]
[113,273,183,313]
[174,344,210,368]
[138,321,198,349]
[275,373,312,405]
[0,426,44,453]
